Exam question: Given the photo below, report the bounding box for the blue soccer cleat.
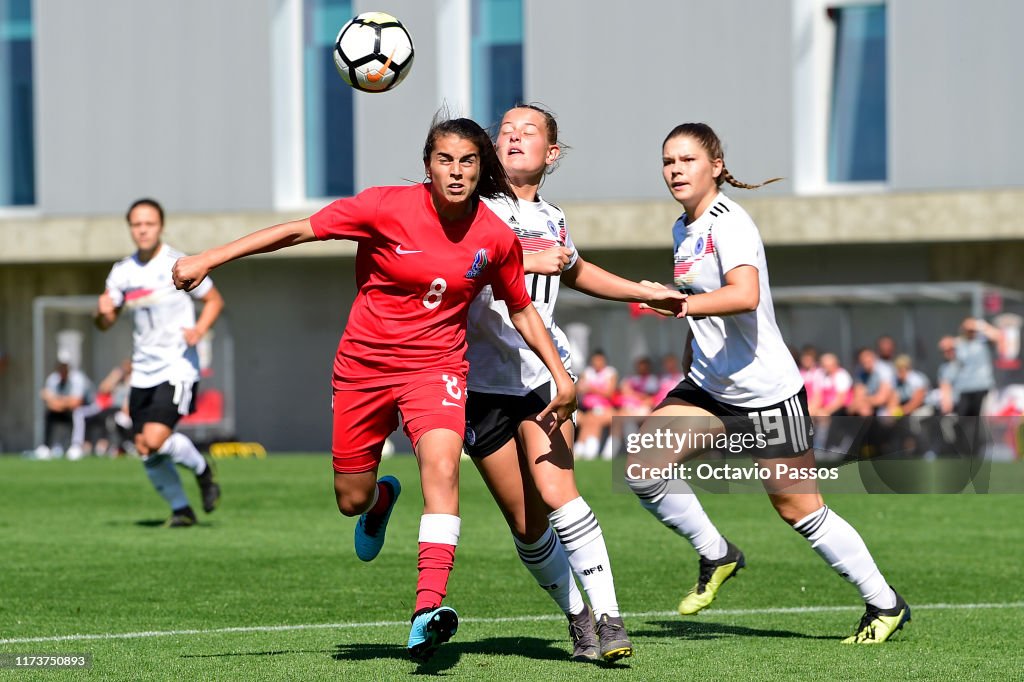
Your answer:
[353,475,401,562]
[407,606,459,663]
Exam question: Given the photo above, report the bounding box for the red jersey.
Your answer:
[310,184,531,385]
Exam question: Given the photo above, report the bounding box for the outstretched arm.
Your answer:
[507,303,577,431]
[562,255,684,309]
[172,219,316,292]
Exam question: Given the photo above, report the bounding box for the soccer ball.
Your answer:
[334,12,414,93]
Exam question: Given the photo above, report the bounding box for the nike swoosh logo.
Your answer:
[366,49,396,83]
[441,399,461,407]
[396,244,422,255]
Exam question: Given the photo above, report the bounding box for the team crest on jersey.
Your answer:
[694,236,705,256]
[465,248,490,279]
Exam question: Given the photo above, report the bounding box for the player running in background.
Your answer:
[172,115,576,664]
[465,104,686,662]
[95,198,224,527]
[627,123,910,644]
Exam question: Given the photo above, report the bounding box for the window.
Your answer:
[470,0,523,129]
[0,0,34,206]
[827,4,887,182]
[303,0,353,198]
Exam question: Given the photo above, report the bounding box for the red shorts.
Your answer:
[331,371,467,474]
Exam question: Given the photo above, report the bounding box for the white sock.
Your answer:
[514,527,586,616]
[159,432,206,475]
[548,497,619,618]
[794,505,896,609]
[627,476,727,560]
[143,455,189,511]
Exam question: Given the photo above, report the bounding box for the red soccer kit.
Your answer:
[309,183,532,472]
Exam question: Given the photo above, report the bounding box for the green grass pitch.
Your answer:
[1,454,1022,680]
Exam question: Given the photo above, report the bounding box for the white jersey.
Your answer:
[104,244,213,389]
[672,192,802,407]
[466,196,579,395]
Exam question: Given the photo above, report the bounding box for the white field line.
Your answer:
[2,601,1021,645]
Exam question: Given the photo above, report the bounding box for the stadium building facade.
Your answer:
[1,0,1022,451]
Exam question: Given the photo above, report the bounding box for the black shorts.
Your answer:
[665,377,813,458]
[464,384,553,458]
[128,381,198,435]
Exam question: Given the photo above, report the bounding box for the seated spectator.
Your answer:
[614,356,660,415]
[799,345,825,414]
[653,353,685,406]
[885,354,932,456]
[812,352,854,456]
[88,358,133,456]
[608,356,661,459]
[37,351,101,460]
[849,348,895,417]
[888,355,931,417]
[813,353,853,418]
[574,349,619,460]
[875,334,898,378]
[845,348,896,458]
[930,336,960,416]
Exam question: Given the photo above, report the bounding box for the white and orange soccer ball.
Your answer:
[334,12,414,93]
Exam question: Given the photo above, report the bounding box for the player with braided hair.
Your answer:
[626,122,910,645]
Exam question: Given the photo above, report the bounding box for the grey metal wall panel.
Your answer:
[523,1,795,202]
[34,0,275,215]
[353,0,444,189]
[889,0,1024,189]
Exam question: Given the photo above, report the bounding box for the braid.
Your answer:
[719,167,783,190]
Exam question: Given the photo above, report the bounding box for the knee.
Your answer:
[335,488,374,517]
[134,435,152,457]
[137,433,167,455]
[422,457,460,489]
[772,497,822,526]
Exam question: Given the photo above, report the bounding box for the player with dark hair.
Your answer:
[465,104,686,662]
[172,115,576,663]
[626,122,910,644]
[95,198,224,526]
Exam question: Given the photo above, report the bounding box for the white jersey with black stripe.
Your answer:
[103,244,213,389]
[672,192,802,407]
[466,196,579,395]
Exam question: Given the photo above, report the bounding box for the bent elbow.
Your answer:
[742,292,759,312]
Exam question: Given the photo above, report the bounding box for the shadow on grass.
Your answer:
[634,618,834,641]
[183,649,334,658]
[128,519,218,528]
[332,635,632,674]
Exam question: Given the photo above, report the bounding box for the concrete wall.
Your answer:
[19,1,1024,219]
[888,0,1024,190]
[33,0,275,214]
[513,1,793,203]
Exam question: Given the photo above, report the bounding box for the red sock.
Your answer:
[369,481,392,515]
[415,542,456,613]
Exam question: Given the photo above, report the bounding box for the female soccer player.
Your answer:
[464,104,686,662]
[171,116,576,663]
[95,198,224,527]
[626,123,910,644]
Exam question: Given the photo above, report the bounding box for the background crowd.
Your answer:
[573,316,1016,461]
